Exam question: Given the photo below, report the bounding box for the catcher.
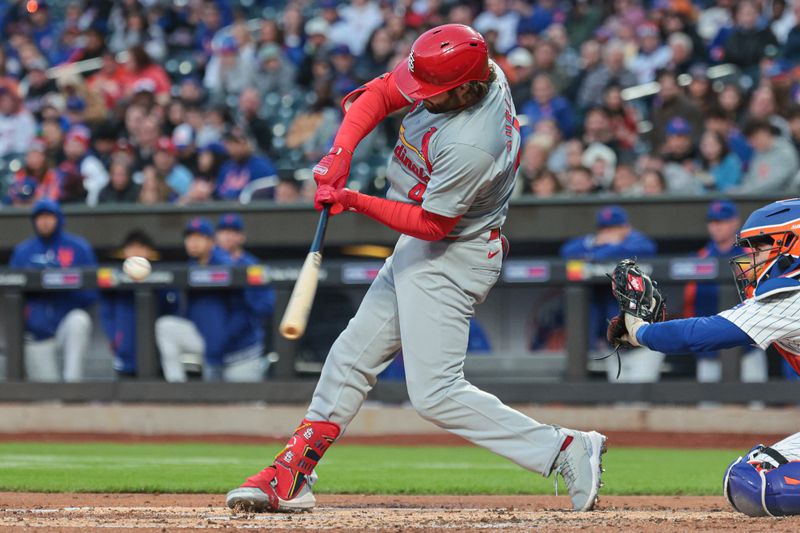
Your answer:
[607,198,800,517]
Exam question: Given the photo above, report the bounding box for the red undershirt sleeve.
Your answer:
[333,72,413,153]
[339,190,461,241]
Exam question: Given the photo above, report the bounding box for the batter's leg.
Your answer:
[306,260,403,427]
[394,239,564,476]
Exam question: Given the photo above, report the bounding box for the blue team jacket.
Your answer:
[560,230,658,344]
[185,247,274,366]
[10,200,98,340]
[100,289,178,375]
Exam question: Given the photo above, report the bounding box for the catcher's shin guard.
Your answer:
[242,419,341,501]
[724,445,800,517]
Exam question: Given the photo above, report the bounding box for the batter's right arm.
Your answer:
[314,73,412,191]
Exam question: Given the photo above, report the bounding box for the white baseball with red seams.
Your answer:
[123,256,151,281]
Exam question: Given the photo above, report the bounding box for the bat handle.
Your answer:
[310,206,331,254]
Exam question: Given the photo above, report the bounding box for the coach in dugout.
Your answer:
[155,217,273,382]
[9,199,97,381]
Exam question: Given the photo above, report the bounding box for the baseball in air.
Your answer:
[123,256,152,281]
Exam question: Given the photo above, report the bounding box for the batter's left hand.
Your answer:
[314,184,352,215]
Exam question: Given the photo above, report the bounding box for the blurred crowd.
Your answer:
[4,0,800,207]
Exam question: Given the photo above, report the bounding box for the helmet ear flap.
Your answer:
[777,255,793,271]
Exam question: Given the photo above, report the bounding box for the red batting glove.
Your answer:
[313,146,352,189]
[314,184,355,215]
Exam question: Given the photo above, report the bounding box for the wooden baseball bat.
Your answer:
[279,206,331,340]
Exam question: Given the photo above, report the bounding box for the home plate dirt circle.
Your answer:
[2,494,800,532]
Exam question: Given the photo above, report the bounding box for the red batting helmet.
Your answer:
[392,24,490,100]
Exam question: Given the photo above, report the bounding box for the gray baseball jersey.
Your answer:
[385,61,520,237]
[304,63,567,478]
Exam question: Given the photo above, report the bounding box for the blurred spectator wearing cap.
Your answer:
[216,126,278,202]
[146,137,190,198]
[521,73,575,140]
[629,22,671,84]
[108,7,166,63]
[665,32,695,76]
[156,217,270,382]
[696,129,743,191]
[99,161,140,204]
[235,88,273,159]
[560,205,657,381]
[10,200,97,382]
[328,0,384,56]
[740,118,800,193]
[649,69,702,152]
[576,40,636,111]
[0,82,36,158]
[582,142,617,189]
[204,34,256,104]
[722,1,778,76]
[658,117,705,193]
[507,47,535,107]
[474,0,519,54]
[4,138,59,206]
[253,43,296,97]
[297,17,331,89]
[172,123,199,175]
[682,200,767,383]
[329,44,359,100]
[58,125,109,205]
[100,231,176,379]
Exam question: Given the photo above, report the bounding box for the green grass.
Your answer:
[0,442,738,495]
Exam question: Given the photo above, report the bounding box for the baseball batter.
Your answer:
[606,198,800,517]
[227,24,607,514]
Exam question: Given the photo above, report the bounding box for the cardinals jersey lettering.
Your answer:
[385,62,521,238]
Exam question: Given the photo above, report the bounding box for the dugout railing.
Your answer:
[1,257,798,405]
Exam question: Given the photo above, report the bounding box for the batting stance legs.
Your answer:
[310,235,564,473]
[228,235,606,512]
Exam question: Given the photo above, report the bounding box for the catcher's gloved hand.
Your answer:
[606,259,667,349]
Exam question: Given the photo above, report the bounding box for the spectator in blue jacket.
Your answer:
[155,217,272,382]
[216,212,276,350]
[681,200,767,383]
[9,199,97,381]
[100,231,177,378]
[560,205,659,381]
[215,127,277,201]
[520,73,575,140]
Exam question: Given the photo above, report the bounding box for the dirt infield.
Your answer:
[1,493,798,532]
[0,430,790,448]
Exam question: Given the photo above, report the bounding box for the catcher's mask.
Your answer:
[730,199,800,300]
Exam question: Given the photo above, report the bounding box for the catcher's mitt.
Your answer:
[606,259,667,350]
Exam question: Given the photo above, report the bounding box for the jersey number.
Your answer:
[408,182,427,202]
